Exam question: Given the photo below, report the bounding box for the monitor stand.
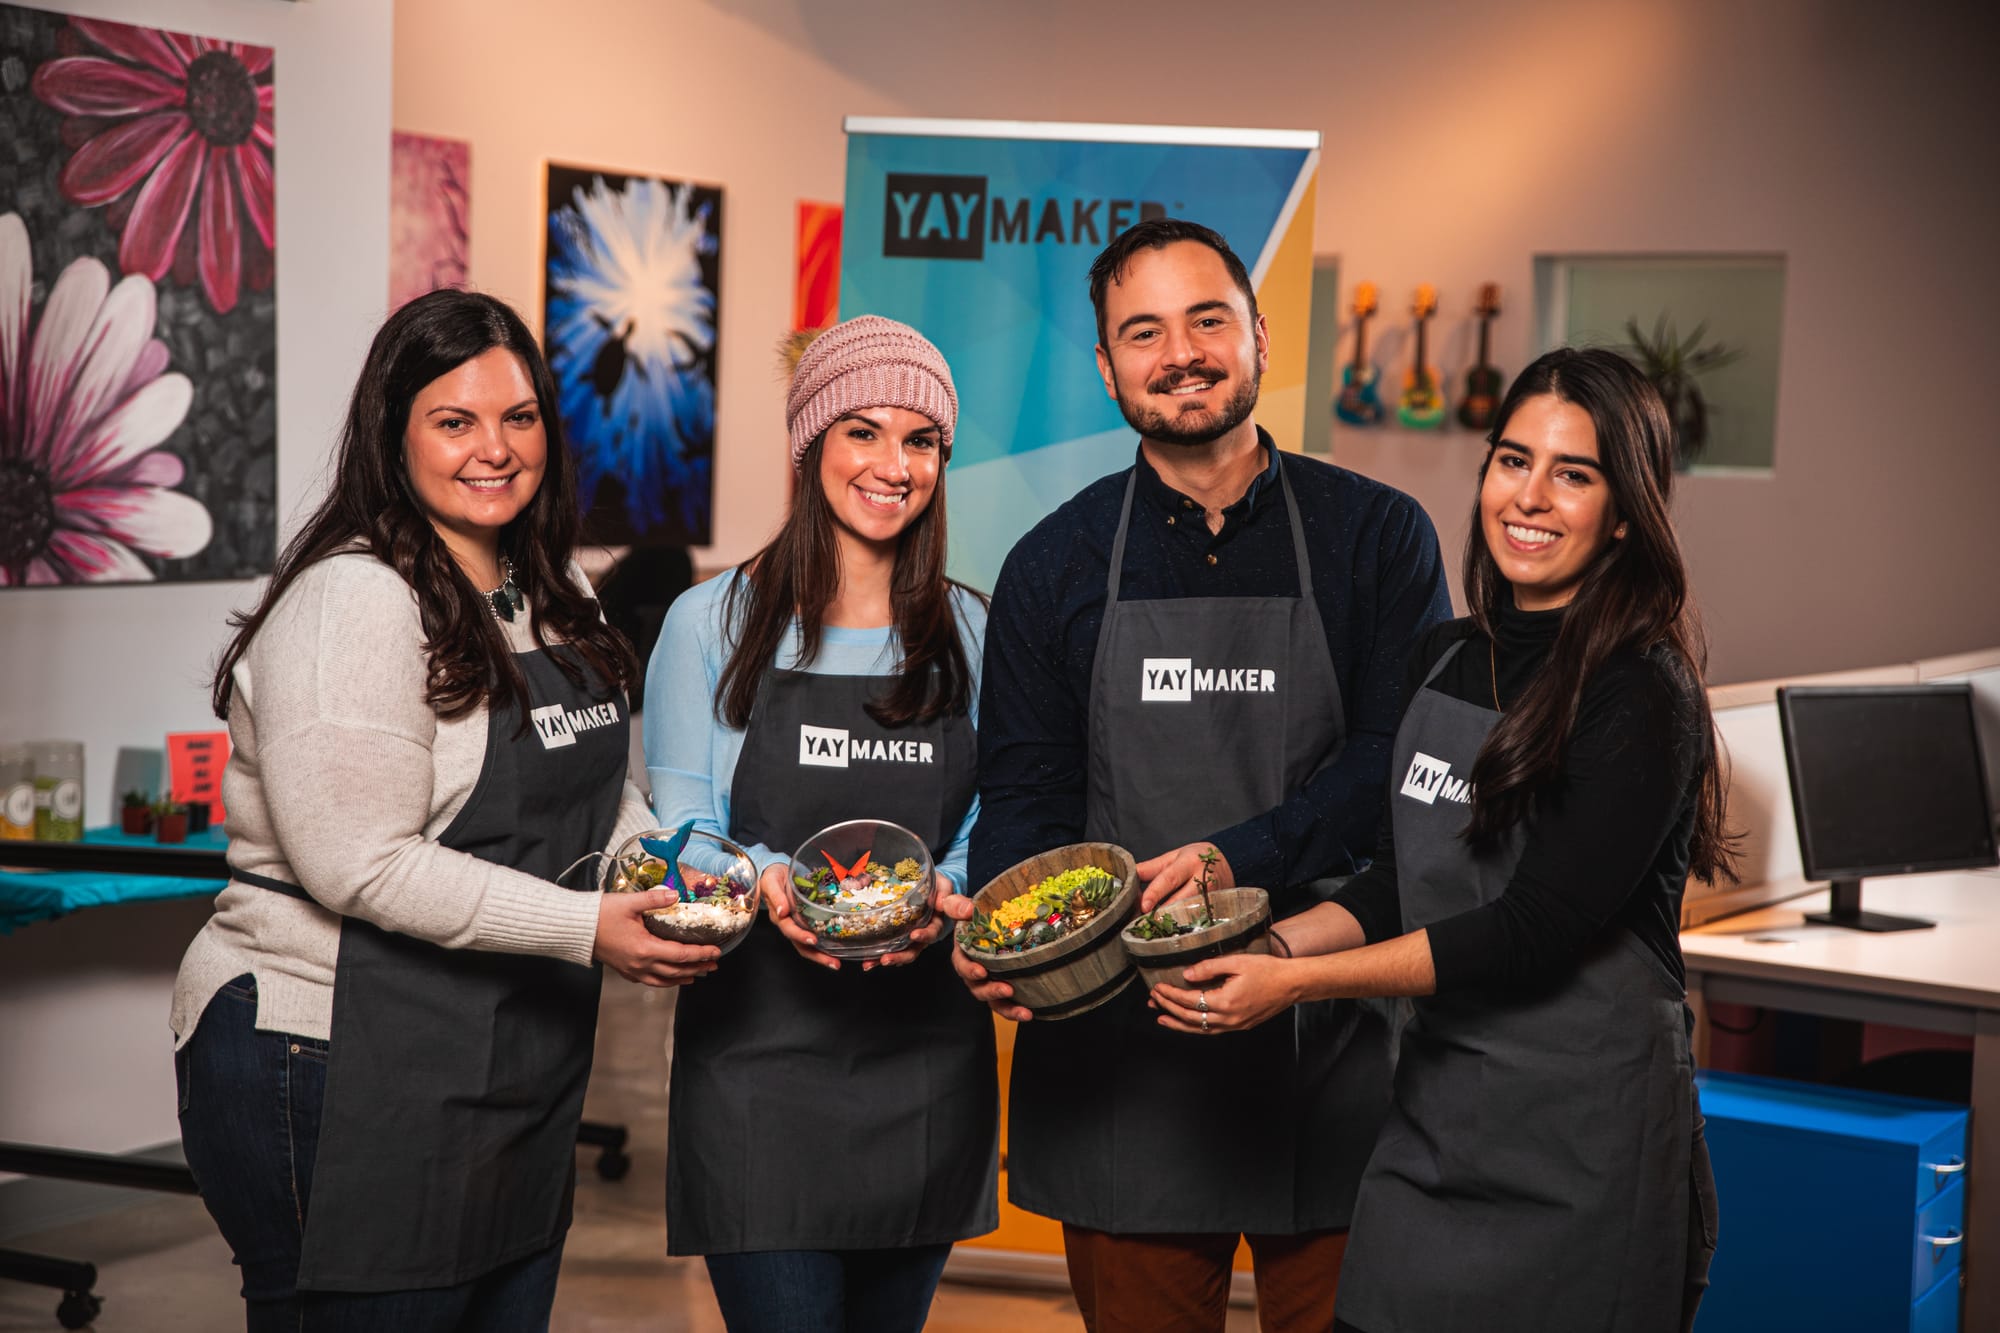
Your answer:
[1804,878,1936,933]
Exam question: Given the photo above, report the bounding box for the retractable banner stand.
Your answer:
[840,118,1321,590]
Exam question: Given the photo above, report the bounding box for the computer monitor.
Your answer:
[1777,684,1999,932]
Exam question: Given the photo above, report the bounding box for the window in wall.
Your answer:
[1533,254,1786,474]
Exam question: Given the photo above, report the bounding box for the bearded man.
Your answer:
[945,218,1451,1333]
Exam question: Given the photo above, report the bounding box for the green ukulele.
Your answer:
[1396,284,1447,430]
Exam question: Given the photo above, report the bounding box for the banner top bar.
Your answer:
[843,116,1320,151]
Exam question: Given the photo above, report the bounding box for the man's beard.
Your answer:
[1114,364,1261,447]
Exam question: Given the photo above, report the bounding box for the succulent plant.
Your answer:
[1126,905,1212,941]
[958,866,1125,954]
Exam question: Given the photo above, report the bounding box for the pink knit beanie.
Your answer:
[785,315,958,468]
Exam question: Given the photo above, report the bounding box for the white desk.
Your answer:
[1683,870,2000,1331]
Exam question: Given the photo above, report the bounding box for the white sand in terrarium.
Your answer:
[646,900,752,932]
[828,880,915,910]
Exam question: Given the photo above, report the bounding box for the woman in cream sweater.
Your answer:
[172,289,711,1332]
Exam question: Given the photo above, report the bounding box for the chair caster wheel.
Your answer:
[57,1289,102,1329]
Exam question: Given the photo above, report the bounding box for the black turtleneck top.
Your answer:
[1333,599,1704,993]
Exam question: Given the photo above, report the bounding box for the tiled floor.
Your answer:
[0,975,1258,1331]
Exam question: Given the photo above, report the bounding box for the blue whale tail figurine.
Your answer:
[638,821,696,899]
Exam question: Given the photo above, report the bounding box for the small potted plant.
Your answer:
[1620,315,1742,470]
[153,794,190,844]
[120,789,153,836]
[1120,848,1274,993]
[956,843,1141,1020]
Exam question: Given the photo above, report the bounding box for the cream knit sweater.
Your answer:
[169,552,653,1048]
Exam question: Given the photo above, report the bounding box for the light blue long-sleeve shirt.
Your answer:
[643,570,985,892]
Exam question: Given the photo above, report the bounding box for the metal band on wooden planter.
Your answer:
[1031,969,1137,1020]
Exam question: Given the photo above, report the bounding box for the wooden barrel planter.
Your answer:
[961,842,1141,1021]
[1122,887,1273,992]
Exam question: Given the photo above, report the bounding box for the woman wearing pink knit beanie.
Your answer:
[643,315,996,1332]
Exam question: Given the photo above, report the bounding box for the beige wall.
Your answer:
[0,0,396,830]
[399,0,2000,684]
[0,0,394,1165]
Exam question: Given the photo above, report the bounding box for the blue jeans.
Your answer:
[176,975,566,1332]
[704,1244,953,1333]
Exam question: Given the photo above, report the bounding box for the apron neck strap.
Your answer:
[1275,455,1314,599]
[1422,636,1472,689]
[1104,449,1312,610]
[1106,471,1140,609]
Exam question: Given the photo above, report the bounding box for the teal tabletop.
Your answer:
[0,825,228,933]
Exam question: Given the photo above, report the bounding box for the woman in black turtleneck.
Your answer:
[1150,348,1736,1333]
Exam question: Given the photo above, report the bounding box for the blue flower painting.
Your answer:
[544,164,721,546]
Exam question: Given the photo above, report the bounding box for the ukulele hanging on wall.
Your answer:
[1334,282,1385,426]
[1397,284,1447,430]
[1457,284,1504,433]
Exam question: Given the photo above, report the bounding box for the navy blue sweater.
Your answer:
[971,435,1451,904]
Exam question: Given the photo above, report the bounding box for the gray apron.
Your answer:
[666,667,999,1254]
[1336,640,1695,1333]
[1009,455,1393,1235]
[284,645,627,1291]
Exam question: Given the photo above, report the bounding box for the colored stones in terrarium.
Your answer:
[787,820,936,960]
[792,852,926,940]
[957,865,1121,955]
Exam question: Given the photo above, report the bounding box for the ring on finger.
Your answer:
[1200,1013,1210,1033]
[1198,993,1209,1013]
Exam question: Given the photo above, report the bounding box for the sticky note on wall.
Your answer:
[167,731,230,825]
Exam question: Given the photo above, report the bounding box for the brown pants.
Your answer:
[1062,1224,1349,1333]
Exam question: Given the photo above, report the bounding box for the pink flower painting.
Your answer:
[0,213,213,585]
[389,132,471,311]
[30,16,275,315]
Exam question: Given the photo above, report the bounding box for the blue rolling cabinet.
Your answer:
[1696,1071,1967,1332]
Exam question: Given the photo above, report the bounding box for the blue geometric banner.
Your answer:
[841,118,1318,589]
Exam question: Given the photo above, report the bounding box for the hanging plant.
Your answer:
[1621,315,1742,469]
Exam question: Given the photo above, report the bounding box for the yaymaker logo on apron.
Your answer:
[1400,751,1471,805]
[530,700,622,750]
[1139,657,1278,702]
[798,724,936,769]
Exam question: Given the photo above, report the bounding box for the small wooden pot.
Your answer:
[1122,887,1273,992]
[155,812,189,844]
[960,842,1140,1021]
[120,805,152,836]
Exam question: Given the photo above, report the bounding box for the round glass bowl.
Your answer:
[786,819,935,960]
[603,827,758,954]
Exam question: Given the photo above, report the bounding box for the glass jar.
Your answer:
[0,745,34,841]
[30,740,84,842]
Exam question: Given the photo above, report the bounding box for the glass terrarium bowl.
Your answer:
[786,819,935,960]
[602,826,758,954]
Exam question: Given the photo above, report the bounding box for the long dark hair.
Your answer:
[1463,347,1738,883]
[715,430,981,730]
[211,289,636,722]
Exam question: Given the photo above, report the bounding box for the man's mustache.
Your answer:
[1147,370,1227,395]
